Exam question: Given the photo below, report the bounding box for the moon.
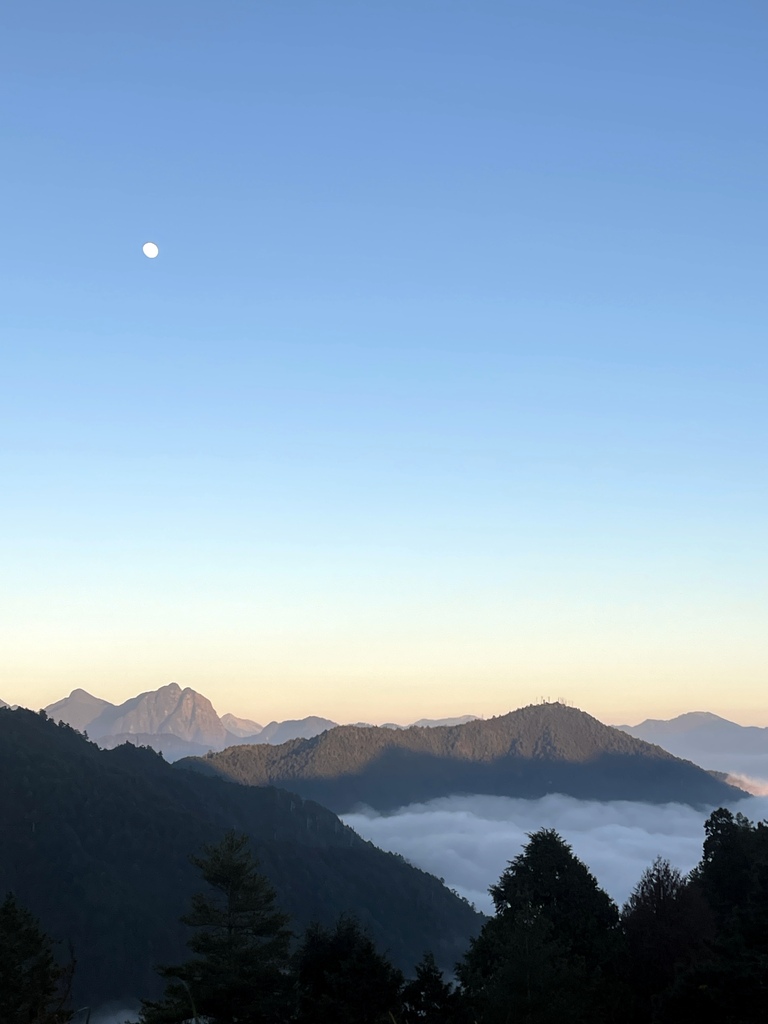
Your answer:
[142,241,159,259]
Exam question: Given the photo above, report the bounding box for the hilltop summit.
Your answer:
[183,701,744,812]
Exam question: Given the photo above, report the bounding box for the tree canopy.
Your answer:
[0,892,73,1024]
[457,829,622,1024]
[138,831,292,1024]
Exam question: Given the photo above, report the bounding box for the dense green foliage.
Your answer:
[458,830,622,1024]
[0,707,480,1004]
[4,703,768,1022]
[130,813,768,1024]
[660,809,768,1023]
[139,832,293,1024]
[186,702,741,811]
[293,916,404,1024]
[455,813,768,1024]
[401,951,464,1024]
[0,893,73,1024]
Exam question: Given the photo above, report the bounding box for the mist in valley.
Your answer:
[344,792,768,913]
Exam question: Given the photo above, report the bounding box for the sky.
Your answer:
[1,1,766,726]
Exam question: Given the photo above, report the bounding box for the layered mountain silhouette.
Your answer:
[0,706,481,1005]
[42,683,336,759]
[41,683,476,760]
[620,712,768,755]
[619,712,768,787]
[45,688,113,732]
[381,715,480,729]
[221,712,264,736]
[181,702,745,813]
[256,715,339,744]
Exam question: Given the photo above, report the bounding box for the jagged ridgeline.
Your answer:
[181,702,745,813]
[0,708,481,1005]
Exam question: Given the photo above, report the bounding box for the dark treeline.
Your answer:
[0,708,480,1003]
[6,809,768,1024]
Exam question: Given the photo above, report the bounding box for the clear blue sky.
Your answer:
[1,1,766,724]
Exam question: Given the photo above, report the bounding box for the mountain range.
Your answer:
[38,683,480,761]
[0,705,481,1005]
[182,702,744,813]
[41,683,338,760]
[19,684,768,787]
[619,712,768,788]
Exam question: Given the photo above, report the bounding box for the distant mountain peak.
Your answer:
[88,682,228,746]
[633,711,735,728]
[620,711,768,764]
[45,690,115,733]
[221,713,263,737]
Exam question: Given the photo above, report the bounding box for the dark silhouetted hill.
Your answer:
[0,707,481,1006]
[181,703,744,813]
[97,731,217,760]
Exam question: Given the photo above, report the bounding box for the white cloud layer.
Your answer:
[343,793,768,914]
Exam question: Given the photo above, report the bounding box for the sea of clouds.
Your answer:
[343,792,768,914]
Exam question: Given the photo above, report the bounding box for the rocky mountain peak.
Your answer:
[86,682,228,746]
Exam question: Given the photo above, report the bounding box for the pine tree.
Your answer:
[456,829,622,1024]
[661,809,768,1024]
[0,892,74,1024]
[139,830,292,1024]
[294,915,403,1024]
[621,857,711,1022]
[401,951,461,1024]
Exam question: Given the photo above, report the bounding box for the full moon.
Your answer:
[142,241,159,259]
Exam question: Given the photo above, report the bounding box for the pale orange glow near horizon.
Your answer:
[5,662,768,729]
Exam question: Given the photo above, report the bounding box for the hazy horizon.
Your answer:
[7,679,768,729]
[6,680,768,731]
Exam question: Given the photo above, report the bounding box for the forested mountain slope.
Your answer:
[182,702,744,812]
[0,708,481,1005]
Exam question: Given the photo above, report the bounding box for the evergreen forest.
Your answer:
[5,809,768,1024]
[3,706,768,1023]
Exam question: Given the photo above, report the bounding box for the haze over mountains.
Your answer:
[20,683,768,788]
[3,684,760,1011]
[184,702,743,813]
[31,681,767,794]
[620,712,768,789]
[38,682,481,761]
[41,683,338,760]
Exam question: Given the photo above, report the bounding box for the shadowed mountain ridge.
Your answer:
[0,706,481,1005]
[181,702,744,812]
